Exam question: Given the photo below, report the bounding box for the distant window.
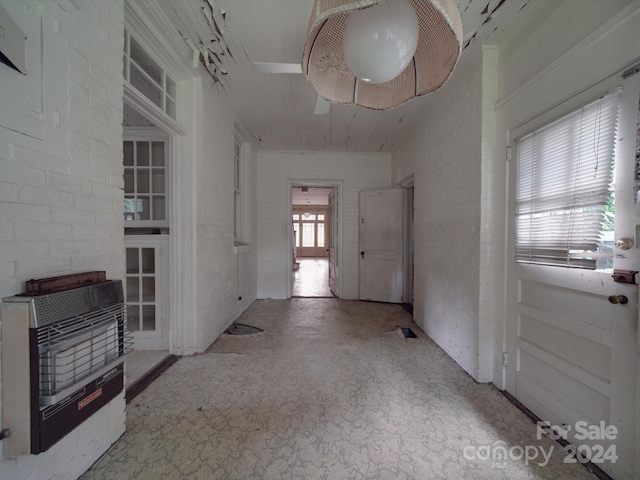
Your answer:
[514,93,619,269]
[124,30,176,119]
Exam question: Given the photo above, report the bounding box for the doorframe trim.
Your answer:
[397,174,415,308]
[286,180,344,299]
[124,1,200,355]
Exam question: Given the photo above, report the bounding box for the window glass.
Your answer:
[317,223,325,247]
[130,36,162,85]
[302,224,315,247]
[515,93,619,269]
[130,64,162,109]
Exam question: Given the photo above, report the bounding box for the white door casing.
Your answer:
[287,180,343,299]
[328,189,337,296]
[505,72,640,479]
[359,188,404,303]
[123,129,171,351]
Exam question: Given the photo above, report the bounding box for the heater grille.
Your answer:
[37,302,132,403]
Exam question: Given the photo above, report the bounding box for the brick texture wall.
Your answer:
[195,82,258,352]
[392,55,485,380]
[0,1,126,478]
[257,151,391,300]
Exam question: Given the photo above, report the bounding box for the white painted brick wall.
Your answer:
[392,56,484,380]
[257,151,391,300]
[477,46,499,383]
[0,0,126,478]
[194,83,258,352]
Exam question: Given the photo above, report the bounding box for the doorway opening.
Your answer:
[396,175,415,312]
[123,103,171,351]
[291,186,336,297]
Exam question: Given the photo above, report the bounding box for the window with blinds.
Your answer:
[515,93,619,269]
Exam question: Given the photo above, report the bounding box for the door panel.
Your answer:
[359,189,403,303]
[125,236,169,350]
[508,266,636,477]
[506,73,640,479]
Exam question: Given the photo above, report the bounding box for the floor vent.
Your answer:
[401,328,417,338]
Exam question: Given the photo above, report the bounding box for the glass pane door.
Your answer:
[124,235,169,349]
[126,246,159,332]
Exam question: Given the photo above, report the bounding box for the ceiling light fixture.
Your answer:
[343,0,419,85]
[302,0,462,110]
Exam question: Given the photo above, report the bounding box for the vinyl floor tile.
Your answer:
[81,298,597,480]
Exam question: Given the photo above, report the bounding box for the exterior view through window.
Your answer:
[514,93,619,269]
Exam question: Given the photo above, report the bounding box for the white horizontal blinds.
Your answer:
[515,93,619,269]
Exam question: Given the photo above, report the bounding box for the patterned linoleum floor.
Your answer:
[81,299,596,480]
[292,258,333,297]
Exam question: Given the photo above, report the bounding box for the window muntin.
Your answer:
[124,30,176,120]
[514,93,619,269]
[124,139,168,226]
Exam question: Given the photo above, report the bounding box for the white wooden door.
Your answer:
[359,189,404,303]
[506,73,640,479]
[328,189,337,296]
[125,236,170,350]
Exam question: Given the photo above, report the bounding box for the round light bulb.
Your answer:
[343,0,419,84]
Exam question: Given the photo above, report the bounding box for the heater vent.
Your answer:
[29,281,124,328]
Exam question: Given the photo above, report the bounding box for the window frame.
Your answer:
[124,29,177,121]
[233,133,251,246]
[513,92,620,270]
[123,129,171,230]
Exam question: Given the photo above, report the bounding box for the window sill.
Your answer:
[233,243,252,254]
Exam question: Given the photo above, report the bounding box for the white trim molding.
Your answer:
[286,179,344,299]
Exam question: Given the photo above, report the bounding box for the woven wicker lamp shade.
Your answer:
[302,0,463,110]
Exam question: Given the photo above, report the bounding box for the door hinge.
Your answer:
[506,146,512,162]
[502,352,508,366]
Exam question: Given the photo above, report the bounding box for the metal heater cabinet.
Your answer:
[1,280,130,455]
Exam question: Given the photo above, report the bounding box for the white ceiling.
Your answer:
[155,0,559,153]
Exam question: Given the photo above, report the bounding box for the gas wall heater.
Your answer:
[1,280,131,455]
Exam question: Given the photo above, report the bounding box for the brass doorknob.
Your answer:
[608,295,629,305]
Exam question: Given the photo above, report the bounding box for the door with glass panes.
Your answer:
[293,207,328,257]
[505,73,640,479]
[123,130,170,350]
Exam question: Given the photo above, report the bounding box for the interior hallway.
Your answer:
[292,257,333,297]
[82,299,596,480]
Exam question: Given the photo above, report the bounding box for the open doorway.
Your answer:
[292,186,335,297]
[398,175,414,313]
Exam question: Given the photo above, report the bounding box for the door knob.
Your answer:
[608,295,629,305]
[360,251,365,258]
